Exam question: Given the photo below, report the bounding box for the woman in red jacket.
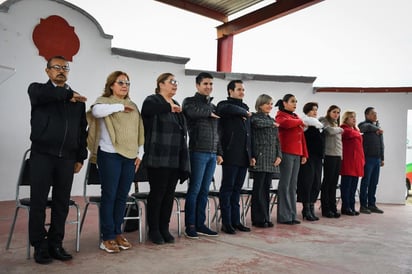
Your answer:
[275,94,308,224]
[340,110,365,216]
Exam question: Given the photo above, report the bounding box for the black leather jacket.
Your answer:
[28,80,88,162]
[182,92,221,154]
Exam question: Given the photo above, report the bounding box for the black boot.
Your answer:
[302,203,316,221]
[160,224,174,243]
[310,203,319,221]
[302,203,307,219]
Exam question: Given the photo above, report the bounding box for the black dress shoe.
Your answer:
[160,230,175,243]
[278,221,294,225]
[252,222,268,228]
[233,223,251,232]
[149,230,165,245]
[48,246,72,261]
[332,212,341,218]
[353,210,360,216]
[322,211,335,218]
[292,220,301,224]
[368,205,384,214]
[341,208,355,216]
[34,247,53,264]
[221,224,236,234]
[266,221,274,227]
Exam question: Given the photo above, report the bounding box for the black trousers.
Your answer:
[320,156,342,213]
[251,172,272,224]
[297,155,322,203]
[219,165,247,226]
[147,167,179,232]
[29,150,75,248]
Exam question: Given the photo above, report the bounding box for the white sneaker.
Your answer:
[100,240,120,253]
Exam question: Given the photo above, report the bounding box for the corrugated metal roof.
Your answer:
[188,0,264,16]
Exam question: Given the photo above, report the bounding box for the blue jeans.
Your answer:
[97,149,135,241]
[340,175,359,211]
[360,157,381,207]
[219,165,247,226]
[184,152,216,228]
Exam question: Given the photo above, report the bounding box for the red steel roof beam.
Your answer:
[217,34,233,72]
[216,0,324,38]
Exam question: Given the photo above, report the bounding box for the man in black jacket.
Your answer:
[28,56,87,264]
[358,107,385,214]
[216,80,252,234]
[183,72,222,239]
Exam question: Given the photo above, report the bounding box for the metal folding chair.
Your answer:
[241,171,280,225]
[6,149,80,259]
[80,162,142,244]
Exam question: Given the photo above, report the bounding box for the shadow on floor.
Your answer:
[1,197,412,274]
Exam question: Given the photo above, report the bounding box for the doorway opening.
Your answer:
[406,110,412,201]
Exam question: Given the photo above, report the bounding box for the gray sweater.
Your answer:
[319,117,343,158]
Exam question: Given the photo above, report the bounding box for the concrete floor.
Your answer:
[1,196,412,274]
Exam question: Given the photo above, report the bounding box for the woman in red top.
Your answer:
[340,110,365,216]
[275,94,308,224]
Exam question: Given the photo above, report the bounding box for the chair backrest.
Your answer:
[82,161,101,202]
[134,166,148,183]
[247,171,280,188]
[85,162,101,185]
[210,177,217,191]
[133,166,149,193]
[17,149,31,186]
[14,149,31,202]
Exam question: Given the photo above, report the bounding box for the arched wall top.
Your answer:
[0,0,113,40]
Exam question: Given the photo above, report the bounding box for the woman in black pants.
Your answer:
[249,94,282,228]
[319,105,343,218]
[297,102,324,221]
[141,73,190,244]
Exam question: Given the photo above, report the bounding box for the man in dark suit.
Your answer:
[216,80,252,234]
[28,56,87,264]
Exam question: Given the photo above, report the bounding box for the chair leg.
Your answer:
[174,197,182,237]
[269,194,277,215]
[97,205,101,245]
[243,195,251,226]
[6,207,32,259]
[210,197,219,231]
[138,206,143,243]
[80,203,90,233]
[122,203,132,233]
[6,206,20,250]
[206,199,211,229]
[27,211,31,260]
[143,201,148,241]
[74,203,81,252]
[240,195,248,225]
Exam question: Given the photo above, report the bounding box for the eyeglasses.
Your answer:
[169,79,179,85]
[48,65,70,72]
[116,80,130,87]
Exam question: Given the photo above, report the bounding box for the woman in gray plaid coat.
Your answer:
[249,94,282,228]
[141,73,190,245]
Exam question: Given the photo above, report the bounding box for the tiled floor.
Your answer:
[1,196,412,274]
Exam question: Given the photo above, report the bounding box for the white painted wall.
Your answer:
[1,0,411,205]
